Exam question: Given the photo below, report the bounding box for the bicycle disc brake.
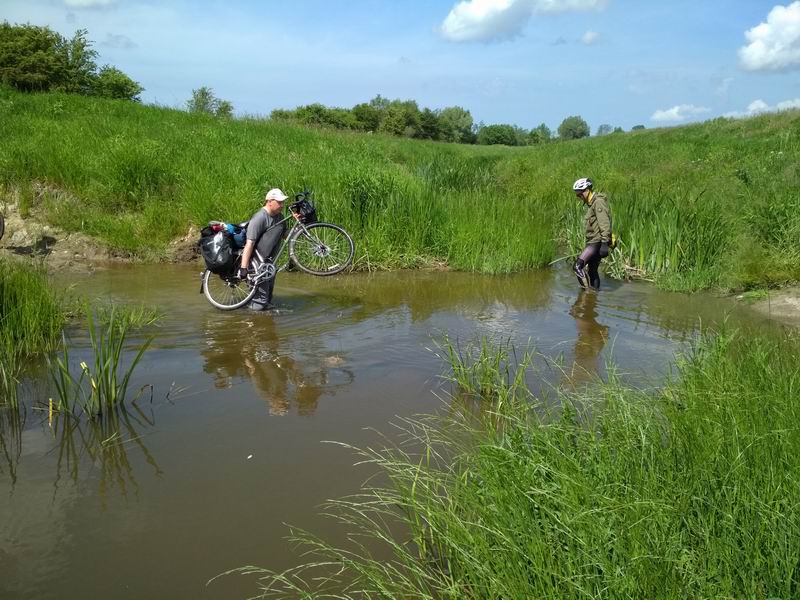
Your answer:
[313,244,330,258]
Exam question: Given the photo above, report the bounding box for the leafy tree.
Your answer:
[187,86,215,113]
[528,123,551,144]
[93,65,143,101]
[0,22,142,100]
[270,108,293,120]
[369,94,390,111]
[187,86,234,118]
[558,115,590,140]
[215,99,233,119]
[613,126,624,133]
[378,105,407,136]
[418,108,441,140]
[438,106,473,143]
[61,28,97,95]
[632,124,645,131]
[477,124,517,146]
[596,123,613,136]
[0,22,72,91]
[389,99,421,137]
[352,102,381,131]
[512,125,530,146]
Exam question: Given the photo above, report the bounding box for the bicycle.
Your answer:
[200,191,354,311]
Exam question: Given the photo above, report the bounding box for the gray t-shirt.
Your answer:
[246,208,279,242]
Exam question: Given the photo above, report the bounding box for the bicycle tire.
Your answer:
[0,214,4,241]
[289,222,354,276]
[202,268,257,310]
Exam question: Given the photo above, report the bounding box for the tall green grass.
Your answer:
[0,259,65,406]
[2,85,800,289]
[240,328,800,598]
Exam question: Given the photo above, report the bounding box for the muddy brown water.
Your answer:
[0,264,772,599]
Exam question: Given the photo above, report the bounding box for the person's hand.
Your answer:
[599,242,610,258]
[237,267,249,280]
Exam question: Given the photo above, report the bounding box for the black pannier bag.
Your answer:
[290,198,317,225]
[199,229,236,274]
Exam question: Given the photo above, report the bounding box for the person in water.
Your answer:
[239,188,289,310]
[572,177,613,290]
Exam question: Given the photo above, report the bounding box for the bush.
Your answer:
[558,115,590,140]
[187,86,233,118]
[477,124,517,146]
[93,66,143,101]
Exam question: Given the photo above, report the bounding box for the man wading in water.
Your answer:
[573,177,613,290]
[238,188,289,311]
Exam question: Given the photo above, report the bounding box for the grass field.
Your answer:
[2,86,799,290]
[242,327,800,598]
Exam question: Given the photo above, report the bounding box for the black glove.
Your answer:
[599,242,610,258]
[237,267,249,280]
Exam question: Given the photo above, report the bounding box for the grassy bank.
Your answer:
[2,85,799,289]
[243,328,800,598]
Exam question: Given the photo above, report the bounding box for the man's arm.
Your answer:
[240,239,256,271]
[596,202,612,242]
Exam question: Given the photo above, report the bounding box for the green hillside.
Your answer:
[2,86,799,291]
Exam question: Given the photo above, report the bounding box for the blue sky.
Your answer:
[4,0,800,131]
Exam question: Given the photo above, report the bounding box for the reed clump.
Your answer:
[240,328,800,598]
[49,307,153,417]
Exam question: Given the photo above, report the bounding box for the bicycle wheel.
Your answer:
[289,222,354,276]
[202,268,257,310]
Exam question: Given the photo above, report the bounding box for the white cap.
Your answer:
[265,188,288,202]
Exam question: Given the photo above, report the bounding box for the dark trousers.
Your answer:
[252,222,286,307]
[579,242,607,290]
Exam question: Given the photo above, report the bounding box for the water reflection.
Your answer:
[0,409,24,486]
[201,315,355,416]
[50,405,162,501]
[567,290,609,383]
[0,402,162,501]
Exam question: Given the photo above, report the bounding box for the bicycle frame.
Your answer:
[245,211,311,285]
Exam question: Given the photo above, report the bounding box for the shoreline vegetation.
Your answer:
[238,328,800,599]
[1,86,799,292]
[0,257,157,407]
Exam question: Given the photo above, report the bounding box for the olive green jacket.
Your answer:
[583,192,612,244]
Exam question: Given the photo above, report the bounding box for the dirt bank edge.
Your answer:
[0,197,199,272]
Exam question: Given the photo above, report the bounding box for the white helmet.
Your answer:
[572,177,593,191]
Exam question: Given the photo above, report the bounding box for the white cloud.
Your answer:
[651,104,710,123]
[724,97,800,118]
[64,0,116,7]
[102,32,136,49]
[739,1,800,71]
[533,0,607,13]
[714,76,734,96]
[580,30,599,45]
[440,0,607,43]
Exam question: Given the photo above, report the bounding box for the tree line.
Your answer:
[0,22,143,101]
[271,99,645,146]
[2,22,648,144]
